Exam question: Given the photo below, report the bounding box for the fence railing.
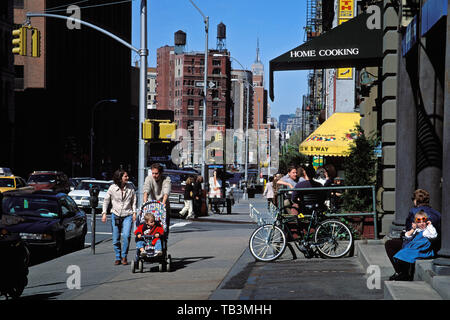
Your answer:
[276,185,378,239]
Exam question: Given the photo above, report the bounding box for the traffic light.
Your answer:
[158,122,176,140]
[12,26,26,56]
[142,119,154,140]
[31,28,41,58]
[142,119,176,142]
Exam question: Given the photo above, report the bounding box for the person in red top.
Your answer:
[134,213,164,256]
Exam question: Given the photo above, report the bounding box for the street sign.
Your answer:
[195,81,217,88]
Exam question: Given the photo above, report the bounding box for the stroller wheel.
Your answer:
[131,260,136,273]
[166,254,172,272]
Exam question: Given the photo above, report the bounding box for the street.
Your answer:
[8,195,385,303]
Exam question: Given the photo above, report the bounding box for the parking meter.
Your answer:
[89,185,100,254]
[89,185,100,208]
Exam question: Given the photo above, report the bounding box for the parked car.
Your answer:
[0,176,29,193]
[68,180,112,211]
[161,168,206,216]
[1,189,87,256]
[69,177,95,191]
[27,171,71,194]
[68,180,136,212]
[0,167,13,176]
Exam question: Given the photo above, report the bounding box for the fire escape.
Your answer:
[302,0,324,140]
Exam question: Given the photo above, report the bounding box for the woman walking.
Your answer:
[263,176,275,209]
[101,169,136,265]
[180,176,195,219]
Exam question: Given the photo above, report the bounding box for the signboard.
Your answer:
[337,0,354,79]
[195,80,218,88]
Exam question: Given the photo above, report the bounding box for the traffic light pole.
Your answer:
[26,1,148,206]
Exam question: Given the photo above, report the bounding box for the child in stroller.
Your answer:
[132,200,172,273]
[135,213,164,257]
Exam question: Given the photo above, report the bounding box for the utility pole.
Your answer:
[189,0,209,183]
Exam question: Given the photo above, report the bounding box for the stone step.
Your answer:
[384,281,443,300]
[356,240,395,278]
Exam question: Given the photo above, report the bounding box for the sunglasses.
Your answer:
[415,217,428,223]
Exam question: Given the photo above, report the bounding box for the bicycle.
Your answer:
[249,194,353,262]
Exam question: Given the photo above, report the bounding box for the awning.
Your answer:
[270,6,383,101]
[299,112,361,157]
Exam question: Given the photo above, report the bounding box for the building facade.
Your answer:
[12,0,135,179]
[0,0,14,167]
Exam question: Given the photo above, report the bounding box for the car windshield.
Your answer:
[75,181,111,192]
[2,196,59,218]
[28,174,57,184]
[0,178,15,188]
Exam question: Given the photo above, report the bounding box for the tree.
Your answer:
[341,125,379,212]
[279,130,308,173]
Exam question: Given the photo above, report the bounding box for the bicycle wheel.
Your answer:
[249,224,286,262]
[314,219,353,258]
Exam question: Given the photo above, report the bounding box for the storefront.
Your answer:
[269,6,383,101]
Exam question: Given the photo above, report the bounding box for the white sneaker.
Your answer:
[155,250,163,256]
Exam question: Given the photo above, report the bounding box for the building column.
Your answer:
[432,1,450,275]
[415,32,444,213]
[390,29,416,238]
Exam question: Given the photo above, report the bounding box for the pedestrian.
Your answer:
[179,176,195,219]
[263,176,274,209]
[390,211,438,281]
[209,170,222,214]
[271,173,283,207]
[193,175,204,218]
[134,212,164,257]
[143,163,172,216]
[101,169,137,266]
[276,166,299,214]
[385,188,441,280]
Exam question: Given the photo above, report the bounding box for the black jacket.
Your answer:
[184,183,194,200]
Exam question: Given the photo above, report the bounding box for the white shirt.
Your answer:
[103,184,137,217]
[405,224,438,239]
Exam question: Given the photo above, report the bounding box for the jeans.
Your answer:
[136,238,162,252]
[111,214,133,260]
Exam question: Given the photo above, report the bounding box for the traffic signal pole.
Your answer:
[26,0,148,206]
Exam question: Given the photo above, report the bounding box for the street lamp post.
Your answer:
[90,99,118,178]
[189,0,209,183]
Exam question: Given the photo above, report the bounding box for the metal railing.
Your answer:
[276,185,378,239]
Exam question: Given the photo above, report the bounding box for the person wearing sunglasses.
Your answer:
[390,211,438,281]
[385,188,441,279]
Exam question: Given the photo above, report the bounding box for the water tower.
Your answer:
[174,30,186,54]
[216,22,226,51]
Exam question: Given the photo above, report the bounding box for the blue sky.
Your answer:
[131,0,308,121]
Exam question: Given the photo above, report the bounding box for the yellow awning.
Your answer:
[299,112,361,157]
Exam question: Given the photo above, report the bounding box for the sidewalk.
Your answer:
[18,194,259,300]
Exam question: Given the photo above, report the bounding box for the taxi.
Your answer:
[0,175,28,193]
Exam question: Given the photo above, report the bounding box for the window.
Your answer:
[212,68,221,75]
[212,60,221,66]
[213,109,219,117]
[188,99,194,106]
[187,109,194,116]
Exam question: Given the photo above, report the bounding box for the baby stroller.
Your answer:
[131,200,172,273]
